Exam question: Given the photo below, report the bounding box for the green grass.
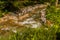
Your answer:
[0,26,57,40]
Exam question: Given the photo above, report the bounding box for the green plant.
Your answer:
[0,27,56,40]
[46,6,60,25]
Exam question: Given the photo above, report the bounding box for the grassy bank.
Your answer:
[0,26,57,40]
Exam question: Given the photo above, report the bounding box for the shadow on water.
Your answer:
[56,32,60,40]
[2,1,20,14]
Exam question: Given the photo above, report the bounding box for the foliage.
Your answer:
[0,27,57,40]
[46,6,60,40]
[46,6,60,25]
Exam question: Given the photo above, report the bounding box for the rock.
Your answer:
[0,4,47,28]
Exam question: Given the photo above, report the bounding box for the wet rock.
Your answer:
[0,4,47,28]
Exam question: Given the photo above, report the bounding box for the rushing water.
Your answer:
[0,4,47,30]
